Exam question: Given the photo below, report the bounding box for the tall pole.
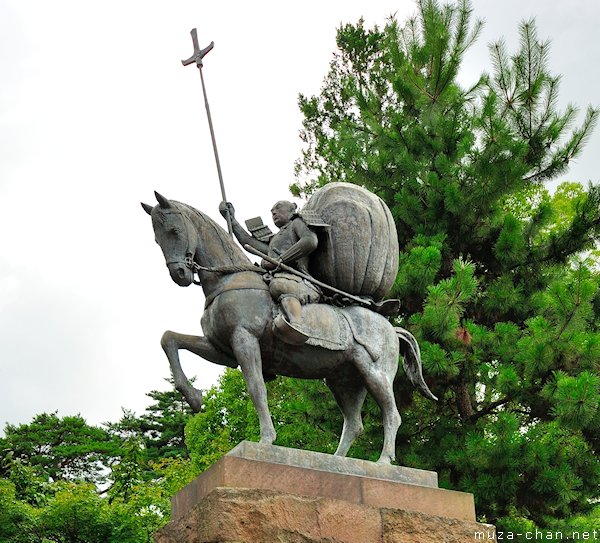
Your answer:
[182,28,233,236]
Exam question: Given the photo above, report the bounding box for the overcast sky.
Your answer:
[1,0,598,432]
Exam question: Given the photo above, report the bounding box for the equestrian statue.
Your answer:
[141,182,436,463]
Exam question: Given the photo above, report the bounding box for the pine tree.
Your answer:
[0,413,121,485]
[107,378,195,461]
[289,0,600,529]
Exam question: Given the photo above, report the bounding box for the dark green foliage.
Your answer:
[0,413,121,486]
[0,480,37,543]
[290,0,600,529]
[107,379,195,462]
[0,383,197,542]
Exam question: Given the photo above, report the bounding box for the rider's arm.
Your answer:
[232,220,269,254]
[220,202,269,254]
[278,218,318,265]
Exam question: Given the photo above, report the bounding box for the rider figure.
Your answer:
[219,200,321,343]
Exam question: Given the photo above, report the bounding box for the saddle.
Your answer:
[272,303,350,350]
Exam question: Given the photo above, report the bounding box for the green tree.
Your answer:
[139,383,193,460]
[37,482,145,543]
[0,408,196,542]
[107,379,195,462]
[107,456,196,541]
[0,413,121,485]
[106,437,146,503]
[1,452,53,505]
[0,480,37,543]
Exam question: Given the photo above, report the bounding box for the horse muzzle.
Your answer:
[167,261,193,286]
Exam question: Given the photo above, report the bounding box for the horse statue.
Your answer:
[141,191,436,463]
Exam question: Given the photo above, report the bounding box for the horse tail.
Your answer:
[395,327,437,401]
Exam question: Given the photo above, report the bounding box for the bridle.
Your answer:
[162,207,203,285]
[162,206,266,286]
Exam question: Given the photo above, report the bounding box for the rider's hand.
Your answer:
[261,258,277,271]
[219,201,235,219]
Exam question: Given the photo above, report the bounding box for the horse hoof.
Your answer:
[182,388,203,413]
[377,456,393,465]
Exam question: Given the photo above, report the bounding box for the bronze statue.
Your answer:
[142,183,437,464]
[219,199,325,344]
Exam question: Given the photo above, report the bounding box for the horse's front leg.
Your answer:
[231,327,276,444]
[161,330,237,413]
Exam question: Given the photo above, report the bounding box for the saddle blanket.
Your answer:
[299,304,350,351]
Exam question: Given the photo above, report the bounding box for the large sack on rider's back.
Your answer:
[302,182,399,302]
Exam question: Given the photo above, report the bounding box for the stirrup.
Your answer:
[273,314,309,345]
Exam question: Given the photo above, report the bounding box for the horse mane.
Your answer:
[173,201,251,268]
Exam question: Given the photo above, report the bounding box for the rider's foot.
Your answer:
[273,314,309,345]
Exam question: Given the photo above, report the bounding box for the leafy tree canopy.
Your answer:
[0,382,197,541]
[0,413,121,486]
[106,378,195,462]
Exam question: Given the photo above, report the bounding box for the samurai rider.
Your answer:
[219,200,327,343]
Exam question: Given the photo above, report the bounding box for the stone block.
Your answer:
[155,487,496,543]
[227,441,438,487]
[171,442,475,522]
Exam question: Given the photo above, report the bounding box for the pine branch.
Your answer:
[530,76,559,140]
[554,265,583,341]
[471,394,515,422]
[407,419,439,439]
[523,20,535,138]
[489,40,513,108]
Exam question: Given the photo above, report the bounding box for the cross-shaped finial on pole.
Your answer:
[181,28,233,236]
[181,28,214,68]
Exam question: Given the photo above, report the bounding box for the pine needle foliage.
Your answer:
[289,0,599,530]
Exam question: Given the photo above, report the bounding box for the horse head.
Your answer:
[142,191,199,287]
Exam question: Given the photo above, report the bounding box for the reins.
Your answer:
[185,256,266,279]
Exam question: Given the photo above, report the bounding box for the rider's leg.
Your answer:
[280,295,303,325]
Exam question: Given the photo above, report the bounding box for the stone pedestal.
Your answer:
[155,441,496,543]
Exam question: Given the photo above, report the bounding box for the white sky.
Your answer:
[1,0,598,431]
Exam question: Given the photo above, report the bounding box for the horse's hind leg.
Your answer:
[161,330,237,412]
[326,373,367,457]
[352,345,401,464]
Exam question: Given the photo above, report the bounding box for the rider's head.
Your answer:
[271,200,297,228]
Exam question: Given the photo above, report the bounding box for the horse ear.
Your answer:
[141,202,154,215]
[155,191,171,208]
